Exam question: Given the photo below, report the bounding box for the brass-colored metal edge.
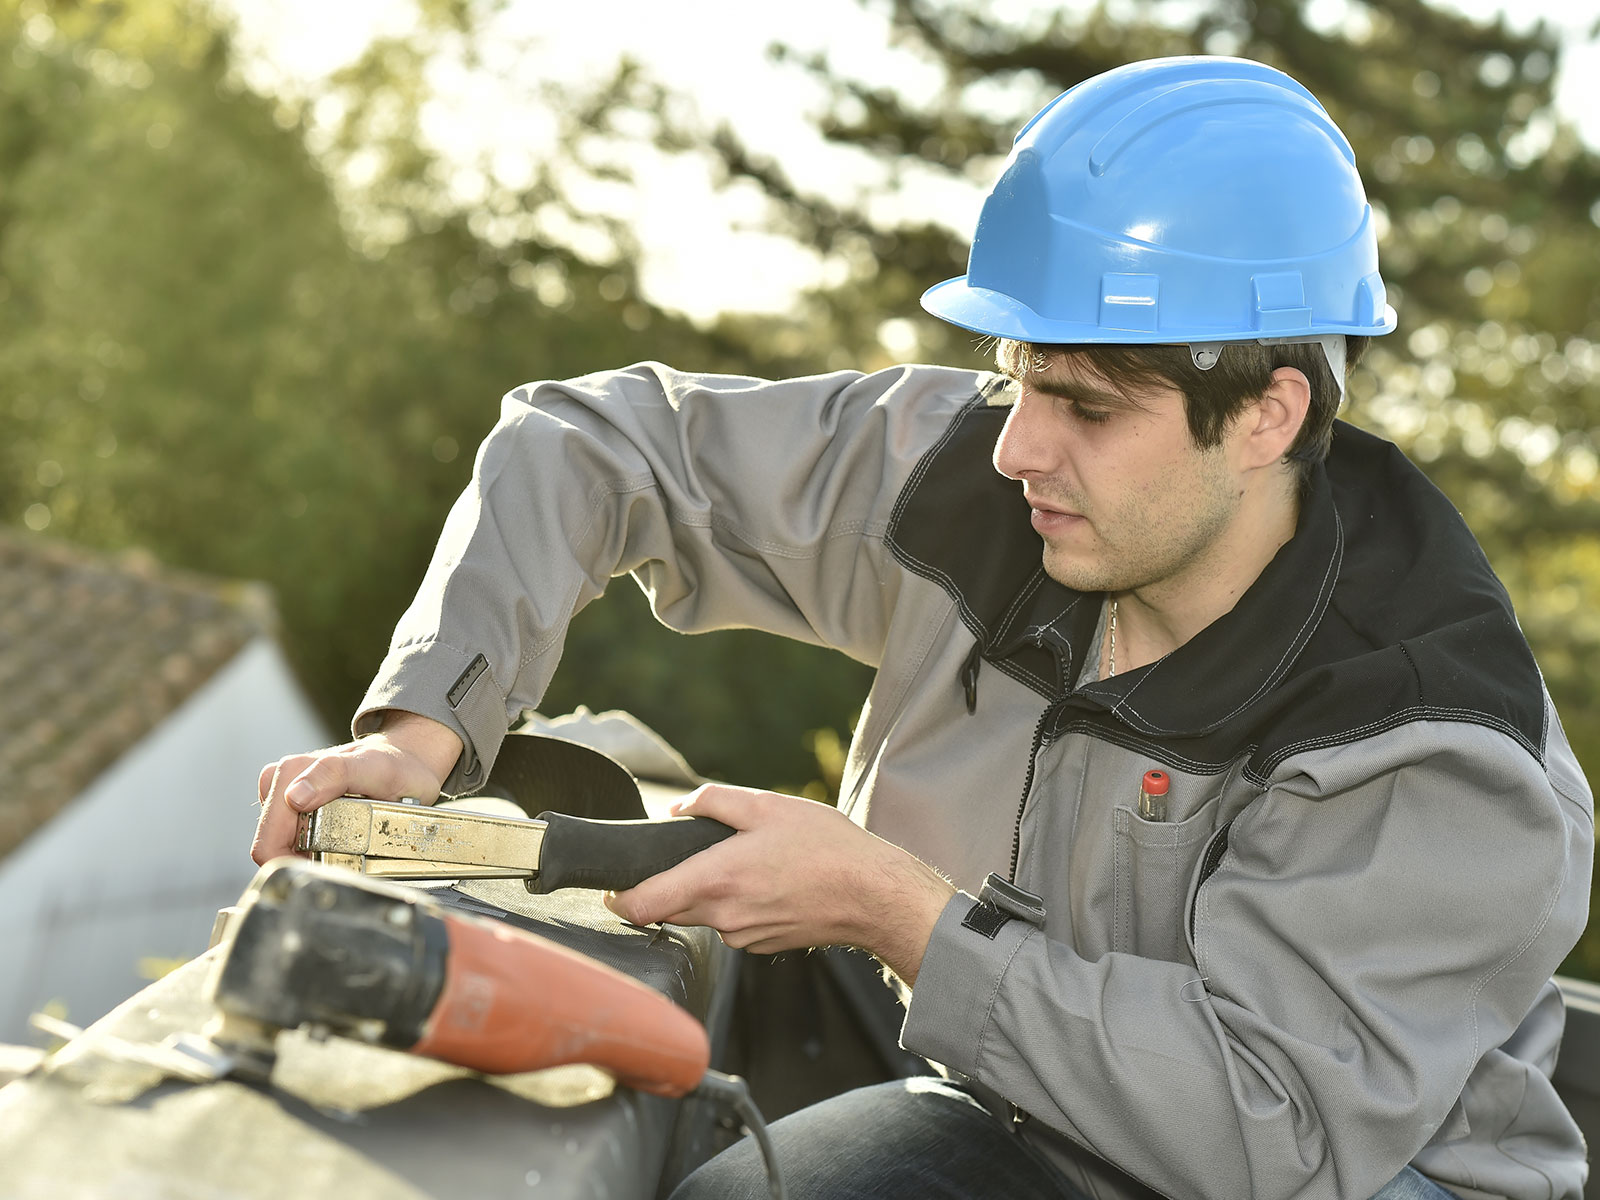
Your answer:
[307,851,534,880]
[299,797,548,870]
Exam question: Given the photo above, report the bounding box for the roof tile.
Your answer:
[0,529,277,859]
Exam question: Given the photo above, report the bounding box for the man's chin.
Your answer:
[1040,550,1112,594]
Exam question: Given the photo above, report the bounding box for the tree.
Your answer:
[530,0,1600,974]
[5,0,1592,973]
[0,0,871,790]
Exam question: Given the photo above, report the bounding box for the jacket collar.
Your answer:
[886,390,1342,729]
[1065,463,1342,735]
[888,398,1544,765]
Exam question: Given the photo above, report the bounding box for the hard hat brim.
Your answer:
[921,276,1397,345]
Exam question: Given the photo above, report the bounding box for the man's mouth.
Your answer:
[1026,499,1085,533]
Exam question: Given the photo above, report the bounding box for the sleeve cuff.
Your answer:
[901,890,1038,1078]
[353,641,509,795]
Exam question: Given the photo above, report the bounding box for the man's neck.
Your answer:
[1111,481,1301,672]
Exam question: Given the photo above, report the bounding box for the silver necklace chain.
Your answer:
[1107,597,1118,678]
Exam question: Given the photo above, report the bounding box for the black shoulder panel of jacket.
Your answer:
[886,401,1548,783]
[1250,422,1548,778]
[885,384,1100,698]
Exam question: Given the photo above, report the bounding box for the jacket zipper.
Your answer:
[1188,818,1234,943]
[972,619,1072,885]
[1007,704,1058,882]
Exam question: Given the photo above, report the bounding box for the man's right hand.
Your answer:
[251,711,465,865]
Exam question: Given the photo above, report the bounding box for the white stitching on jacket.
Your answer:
[1111,508,1346,733]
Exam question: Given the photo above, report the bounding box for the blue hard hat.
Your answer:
[921,56,1397,347]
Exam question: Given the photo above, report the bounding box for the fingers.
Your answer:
[604,784,769,925]
[603,869,808,953]
[603,789,798,930]
[602,886,654,926]
[605,786,911,959]
[251,751,342,867]
[250,739,444,866]
[253,748,357,867]
[283,752,362,813]
[668,782,769,827]
[603,854,721,928]
[253,752,319,866]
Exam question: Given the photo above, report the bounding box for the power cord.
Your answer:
[693,1069,786,1200]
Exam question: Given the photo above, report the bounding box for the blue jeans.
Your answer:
[668,1078,1462,1200]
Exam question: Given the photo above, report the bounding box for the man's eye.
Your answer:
[1071,403,1111,425]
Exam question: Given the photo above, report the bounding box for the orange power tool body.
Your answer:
[205,859,708,1096]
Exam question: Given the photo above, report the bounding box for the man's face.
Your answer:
[992,351,1246,601]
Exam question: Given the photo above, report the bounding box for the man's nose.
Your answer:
[993,393,1055,481]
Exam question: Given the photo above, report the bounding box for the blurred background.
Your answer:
[0,0,1595,999]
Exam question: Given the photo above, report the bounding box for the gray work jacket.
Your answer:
[356,363,1593,1200]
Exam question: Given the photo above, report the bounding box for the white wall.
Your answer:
[0,637,331,1042]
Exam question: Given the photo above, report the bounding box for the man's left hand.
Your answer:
[602,784,955,986]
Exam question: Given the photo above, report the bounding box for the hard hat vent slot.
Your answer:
[1099,273,1160,332]
[1252,272,1312,333]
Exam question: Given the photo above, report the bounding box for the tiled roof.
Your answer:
[0,530,277,860]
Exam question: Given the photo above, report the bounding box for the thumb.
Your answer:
[603,885,652,926]
[286,743,440,812]
[285,756,352,811]
[602,856,696,926]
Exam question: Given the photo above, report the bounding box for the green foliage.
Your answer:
[576,0,1600,978]
[1,0,1592,979]
[544,585,872,793]
[0,0,864,791]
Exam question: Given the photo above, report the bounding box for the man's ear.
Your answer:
[1239,366,1311,470]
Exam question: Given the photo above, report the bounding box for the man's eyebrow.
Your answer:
[1006,371,1146,409]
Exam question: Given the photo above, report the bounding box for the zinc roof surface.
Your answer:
[0,530,276,860]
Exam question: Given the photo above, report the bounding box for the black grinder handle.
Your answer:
[530,812,736,895]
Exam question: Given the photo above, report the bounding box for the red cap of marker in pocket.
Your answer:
[1138,769,1169,822]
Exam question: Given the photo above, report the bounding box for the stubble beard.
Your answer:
[1034,456,1240,598]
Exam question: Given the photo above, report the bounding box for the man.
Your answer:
[254,58,1592,1200]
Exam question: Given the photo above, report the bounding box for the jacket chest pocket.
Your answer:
[1111,798,1221,963]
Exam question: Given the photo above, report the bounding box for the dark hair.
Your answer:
[995,337,1370,492]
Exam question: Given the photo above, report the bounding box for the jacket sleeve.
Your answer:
[353,361,987,792]
[902,713,1594,1200]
